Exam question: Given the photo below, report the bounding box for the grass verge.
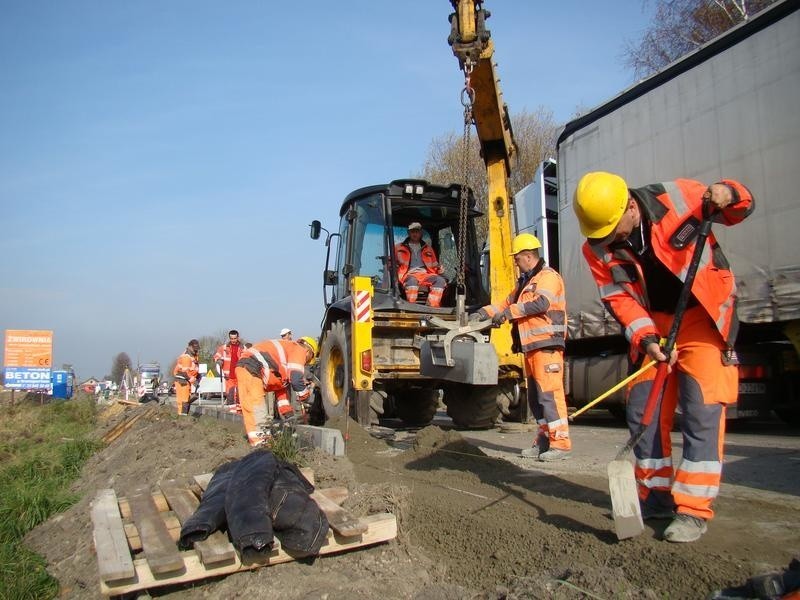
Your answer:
[0,394,101,600]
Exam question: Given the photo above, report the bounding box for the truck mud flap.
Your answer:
[419,339,498,385]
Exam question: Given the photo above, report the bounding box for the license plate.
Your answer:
[738,382,766,394]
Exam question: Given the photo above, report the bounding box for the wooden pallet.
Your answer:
[91,469,397,597]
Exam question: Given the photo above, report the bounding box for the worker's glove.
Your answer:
[469,309,488,322]
[491,310,509,326]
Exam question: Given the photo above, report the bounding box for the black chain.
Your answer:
[457,61,474,291]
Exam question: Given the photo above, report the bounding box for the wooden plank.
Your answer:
[118,490,168,518]
[193,473,212,491]
[310,490,368,537]
[159,481,200,522]
[317,486,349,506]
[160,480,238,568]
[90,489,135,583]
[127,488,185,575]
[100,513,397,597]
[124,512,181,551]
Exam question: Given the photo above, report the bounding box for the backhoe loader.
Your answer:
[309,1,525,428]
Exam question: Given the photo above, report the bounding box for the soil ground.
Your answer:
[25,401,800,599]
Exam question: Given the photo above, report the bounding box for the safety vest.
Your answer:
[213,342,244,378]
[239,339,310,400]
[173,351,199,382]
[582,178,754,357]
[395,239,441,283]
[483,260,567,352]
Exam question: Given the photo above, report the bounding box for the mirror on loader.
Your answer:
[309,220,321,240]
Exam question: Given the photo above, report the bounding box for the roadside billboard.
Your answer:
[3,329,53,390]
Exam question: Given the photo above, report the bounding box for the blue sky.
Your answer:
[0,1,652,380]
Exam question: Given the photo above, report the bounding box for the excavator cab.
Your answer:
[312,179,488,311]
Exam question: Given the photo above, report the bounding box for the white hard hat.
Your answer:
[280,328,291,336]
[408,222,422,230]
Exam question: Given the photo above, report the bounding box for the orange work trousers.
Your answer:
[175,380,191,415]
[235,366,291,447]
[524,348,570,451]
[626,305,737,521]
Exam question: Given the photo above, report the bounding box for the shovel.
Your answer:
[609,206,715,540]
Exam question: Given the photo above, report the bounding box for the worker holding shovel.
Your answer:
[574,172,754,543]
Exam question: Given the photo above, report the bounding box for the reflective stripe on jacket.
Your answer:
[581,178,754,358]
[173,352,199,382]
[483,260,567,352]
[394,239,441,283]
[239,339,309,399]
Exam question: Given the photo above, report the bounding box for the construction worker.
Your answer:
[213,330,245,411]
[573,171,754,543]
[471,233,570,461]
[234,336,318,447]
[173,339,200,416]
[280,328,292,340]
[394,222,447,307]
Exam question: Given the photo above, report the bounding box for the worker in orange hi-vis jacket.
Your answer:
[173,339,200,416]
[472,233,569,463]
[234,336,319,447]
[573,172,754,544]
[213,329,245,410]
[394,222,447,307]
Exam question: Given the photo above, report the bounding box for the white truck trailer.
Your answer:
[516,0,800,422]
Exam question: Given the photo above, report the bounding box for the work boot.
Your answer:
[538,448,570,462]
[520,447,538,458]
[641,503,675,520]
[663,513,707,543]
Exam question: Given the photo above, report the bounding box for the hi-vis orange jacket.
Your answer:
[582,179,754,359]
[394,239,442,283]
[213,341,244,378]
[173,352,199,383]
[482,259,567,353]
[237,340,310,401]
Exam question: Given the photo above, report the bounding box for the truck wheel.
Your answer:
[393,388,439,426]
[443,384,500,429]
[319,321,352,420]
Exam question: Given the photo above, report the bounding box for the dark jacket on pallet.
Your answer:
[179,450,329,557]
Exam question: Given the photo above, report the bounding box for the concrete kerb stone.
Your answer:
[164,397,345,456]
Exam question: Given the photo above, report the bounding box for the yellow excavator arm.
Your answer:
[448,0,520,367]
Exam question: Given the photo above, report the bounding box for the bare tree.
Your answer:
[110,352,133,385]
[622,0,778,80]
[420,107,559,242]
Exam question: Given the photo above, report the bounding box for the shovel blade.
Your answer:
[608,459,644,540]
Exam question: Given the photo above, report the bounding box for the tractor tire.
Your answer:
[443,383,500,429]
[393,388,440,426]
[496,380,524,422]
[319,320,352,420]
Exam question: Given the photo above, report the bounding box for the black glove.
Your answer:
[467,312,483,322]
[491,310,509,326]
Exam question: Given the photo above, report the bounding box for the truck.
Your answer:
[515,0,800,423]
[136,363,162,403]
[309,0,528,429]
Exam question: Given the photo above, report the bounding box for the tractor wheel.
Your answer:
[319,321,352,420]
[393,388,440,426]
[443,383,500,429]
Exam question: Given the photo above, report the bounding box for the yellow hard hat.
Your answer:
[573,171,629,239]
[298,336,319,357]
[509,233,542,255]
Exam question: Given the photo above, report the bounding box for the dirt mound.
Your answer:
[24,405,797,599]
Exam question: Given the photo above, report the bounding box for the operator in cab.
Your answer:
[394,222,447,308]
